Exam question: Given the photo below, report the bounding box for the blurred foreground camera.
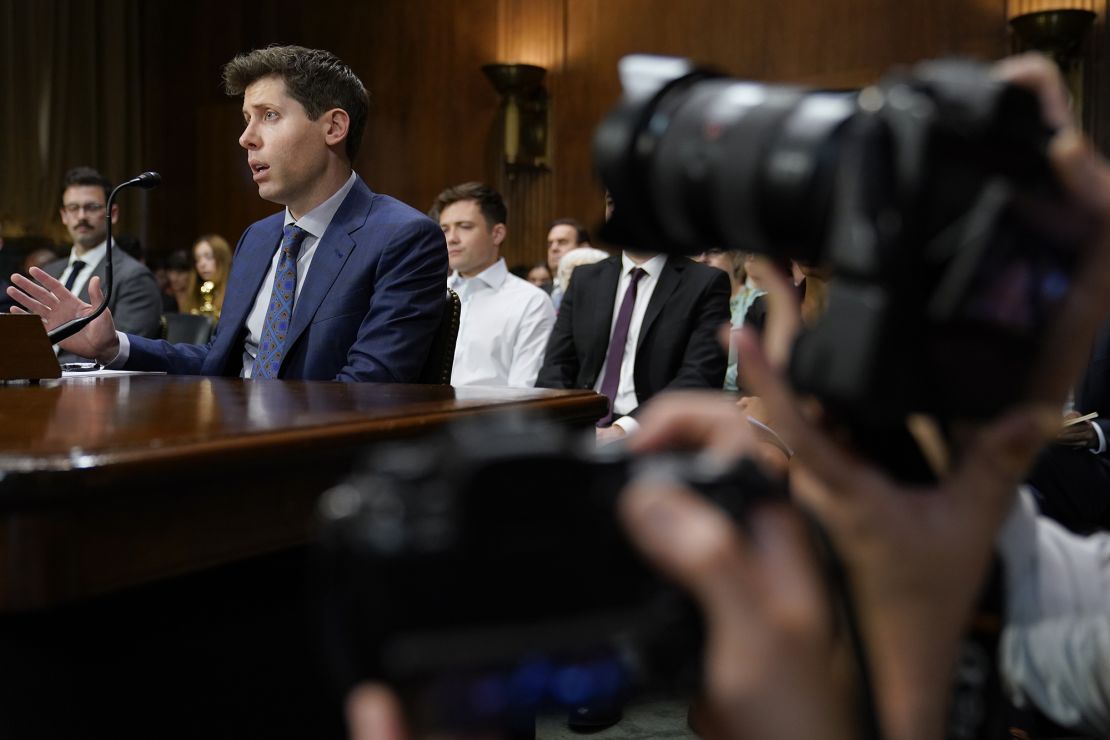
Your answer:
[316,414,779,735]
[596,56,1088,440]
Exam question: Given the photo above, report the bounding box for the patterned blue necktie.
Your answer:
[254,224,310,379]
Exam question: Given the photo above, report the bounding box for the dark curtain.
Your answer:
[0,0,144,243]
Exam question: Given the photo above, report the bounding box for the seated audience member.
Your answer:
[23,247,59,273]
[536,198,730,443]
[8,46,447,381]
[696,249,767,390]
[2,240,60,314]
[525,262,553,291]
[163,249,192,312]
[176,234,232,322]
[547,217,592,309]
[146,252,177,313]
[348,54,1110,740]
[1027,314,1110,534]
[554,246,609,302]
[432,182,555,388]
[39,166,163,362]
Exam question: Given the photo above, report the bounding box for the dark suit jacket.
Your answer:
[44,246,163,362]
[1028,316,1110,532]
[1078,318,1110,446]
[123,177,448,382]
[536,254,730,411]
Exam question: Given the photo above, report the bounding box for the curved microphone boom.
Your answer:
[48,171,162,345]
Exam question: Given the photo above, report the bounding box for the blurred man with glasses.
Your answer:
[40,166,162,362]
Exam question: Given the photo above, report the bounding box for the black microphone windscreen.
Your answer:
[136,171,162,189]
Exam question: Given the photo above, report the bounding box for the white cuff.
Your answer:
[1089,421,1106,455]
[612,415,640,436]
[103,331,130,369]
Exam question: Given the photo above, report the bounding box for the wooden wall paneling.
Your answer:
[1087,1,1110,152]
[495,0,566,270]
[1009,0,1099,13]
[1006,0,1108,148]
[300,0,502,219]
[136,0,1022,268]
[140,0,307,255]
[554,0,1010,254]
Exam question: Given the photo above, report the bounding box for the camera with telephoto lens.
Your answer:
[315,413,782,736]
[595,56,1089,475]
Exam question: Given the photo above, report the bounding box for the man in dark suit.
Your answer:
[1028,317,1110,533]
[537,246,730,443]
[42,167,163,362]
[8,46,446,382]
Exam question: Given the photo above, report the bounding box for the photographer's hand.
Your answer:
[620,481,858,740]
[347,684,408,740]
[739,325,1053,740]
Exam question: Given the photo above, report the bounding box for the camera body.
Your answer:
[316,414,778,734]
[595,56,1087,440]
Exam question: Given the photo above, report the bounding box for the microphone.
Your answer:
[48,171,162,345]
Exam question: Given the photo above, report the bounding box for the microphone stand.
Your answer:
[49,171,161,345]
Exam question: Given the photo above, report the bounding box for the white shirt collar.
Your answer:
[282,171,358,238]
[70,240,108,268]
[450,257,507,291]
[621,251,667,279]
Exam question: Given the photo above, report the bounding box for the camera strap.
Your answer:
[805,513,885,740]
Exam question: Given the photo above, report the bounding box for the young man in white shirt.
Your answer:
[433,182,555,388]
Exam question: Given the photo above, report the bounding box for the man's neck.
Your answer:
[624,250,659,265]
[459,257,499,280]
[286,164,353,221]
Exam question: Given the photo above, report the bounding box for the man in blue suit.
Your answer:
[7,46,447,382]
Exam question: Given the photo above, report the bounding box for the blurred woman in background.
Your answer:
[178,234,231,321]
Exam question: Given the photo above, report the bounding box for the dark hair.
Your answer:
[222,45,370,161]
[430,182,508,229]
[166,249,192,272]
[61,166,113,204]
[548,217,590,245]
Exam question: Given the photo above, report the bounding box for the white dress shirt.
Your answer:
[997,487,1110,734]
[448,258,555,388]
[594,252,668,433]
[110,172,358,372]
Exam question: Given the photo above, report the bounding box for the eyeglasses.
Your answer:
[62,203,106,215]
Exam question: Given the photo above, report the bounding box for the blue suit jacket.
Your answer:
[125,177,448,381]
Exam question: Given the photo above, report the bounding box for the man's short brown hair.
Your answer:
[222,45,369,161]
[62,166,113,204]
[429,182,508,229]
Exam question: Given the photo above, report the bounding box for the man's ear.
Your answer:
[491,223,507,247]
[110,203,120,225]
[322,108,351,151]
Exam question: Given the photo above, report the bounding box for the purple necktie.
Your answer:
[597,267,646,426]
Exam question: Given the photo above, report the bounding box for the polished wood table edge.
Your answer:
[0,382,608,478]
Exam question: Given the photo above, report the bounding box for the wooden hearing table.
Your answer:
[0,374,607,612]
[0,374,607,738]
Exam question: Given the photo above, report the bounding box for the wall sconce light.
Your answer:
[1009,9,1096,124]
[482,63,549,172]
[1010,8,1096,62]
